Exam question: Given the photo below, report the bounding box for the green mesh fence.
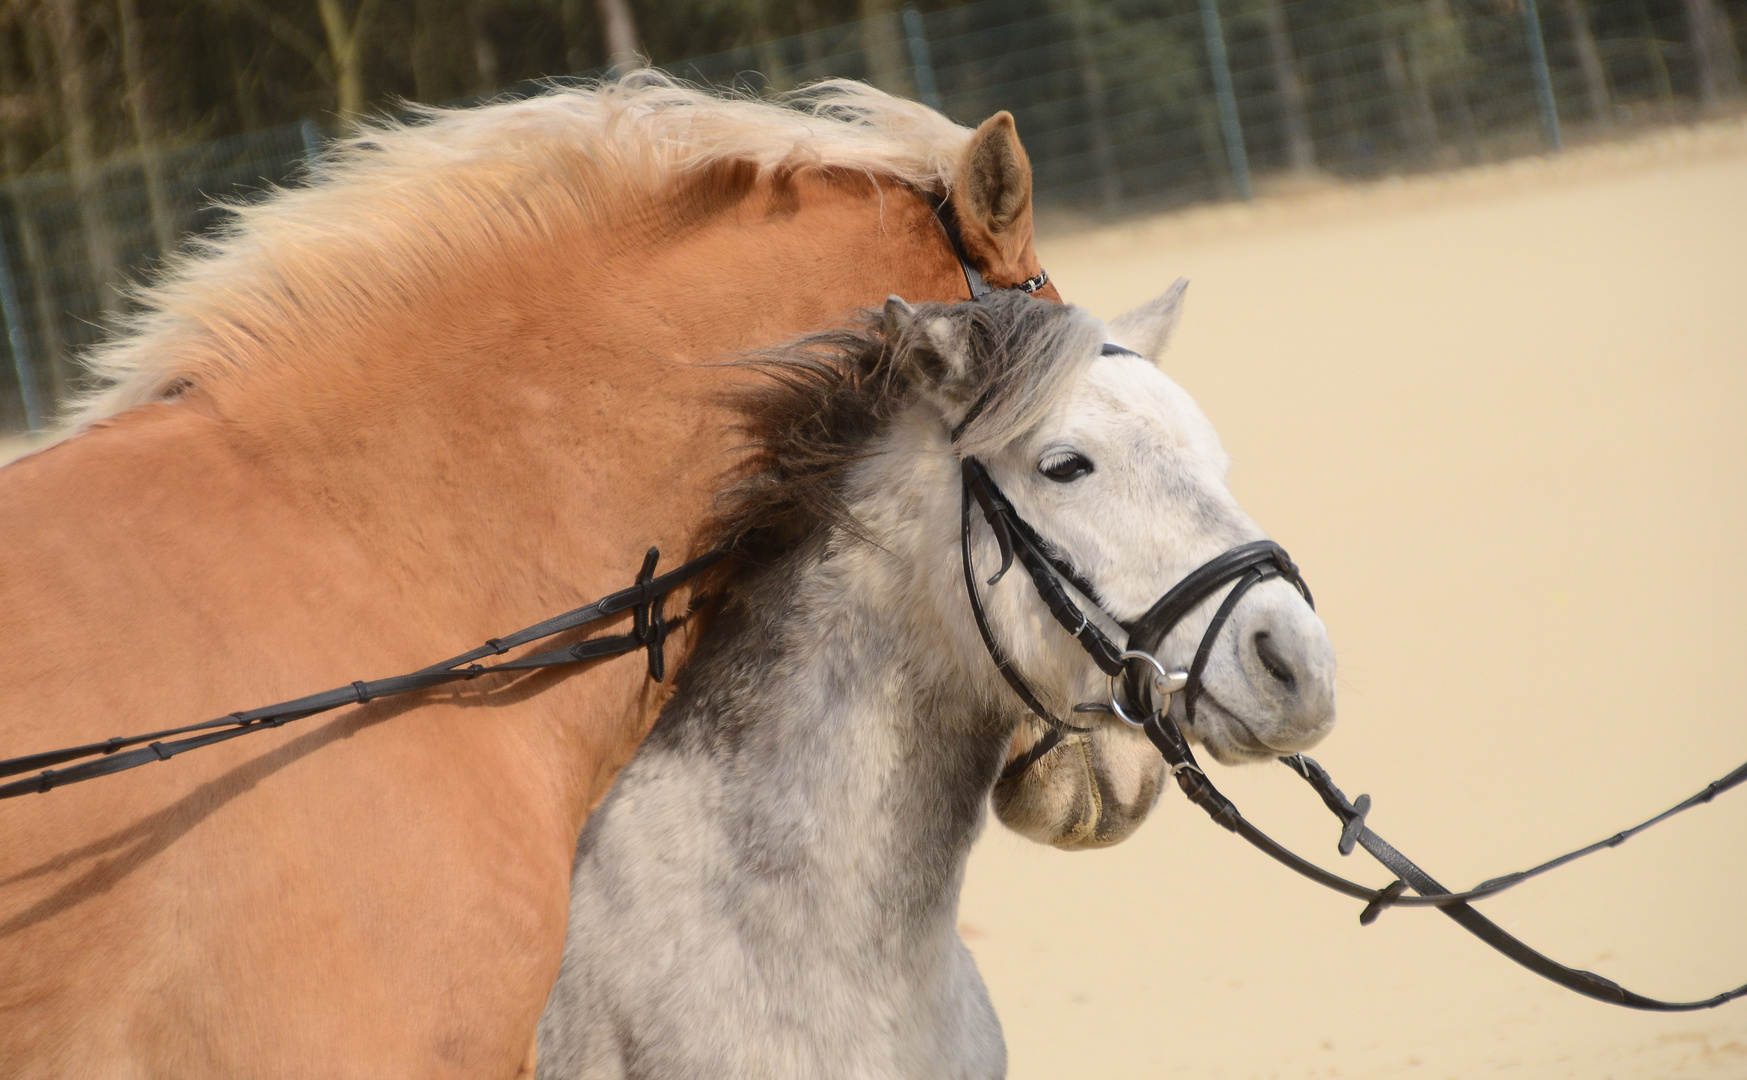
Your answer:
[1,0,1740,432]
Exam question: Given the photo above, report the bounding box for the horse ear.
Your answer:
[884,295,971,395]
[948,112,1036,277]
[883,295,917,340]
[1107,279,1188,364]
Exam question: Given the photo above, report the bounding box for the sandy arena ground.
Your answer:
[962,120,1747,1079]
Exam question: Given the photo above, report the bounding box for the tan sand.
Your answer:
[963,121,1747,1078]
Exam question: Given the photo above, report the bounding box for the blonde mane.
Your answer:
[66,75,972,429]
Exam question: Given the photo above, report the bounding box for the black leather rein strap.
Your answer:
[1142,710,1747,1010]
[1113,543,1747,1012]
[0,547,726,801]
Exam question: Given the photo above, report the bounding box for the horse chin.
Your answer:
[1191,726,1280,766]
[1187,692,1332,766]
[992,723,1166,850]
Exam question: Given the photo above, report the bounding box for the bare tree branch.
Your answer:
[205,0,334,84]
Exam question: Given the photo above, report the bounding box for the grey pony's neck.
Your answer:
[535,534,1014,1080]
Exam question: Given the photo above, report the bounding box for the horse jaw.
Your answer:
[992,719,1165,850]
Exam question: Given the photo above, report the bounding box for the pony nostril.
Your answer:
[1252,631,1297,692]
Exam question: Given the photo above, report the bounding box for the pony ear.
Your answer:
[947,113,1036,277]
[882,295,917,340]
[1107,279,1188,364]
[884,295,971,397]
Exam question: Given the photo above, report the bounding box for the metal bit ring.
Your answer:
[1108,650,1189,728]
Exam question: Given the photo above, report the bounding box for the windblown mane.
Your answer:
[68,75,973,427]
[716,291,1102,559]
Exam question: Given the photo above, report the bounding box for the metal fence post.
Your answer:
[300,119,324,162]
[1522,0,1564,149]
[1199,0,1252,200]
[0,222,41,432]
[902,5,944,113]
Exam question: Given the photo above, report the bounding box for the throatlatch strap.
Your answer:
[962,459,1126,676]
[960,480,1092,747]
[932,195,993,302]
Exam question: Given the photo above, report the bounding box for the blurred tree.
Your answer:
[1380,31,1430,146]
[0,3,63,395]
[413,0,471,101]
[1682,0,1741,106]
[1258,0,1315,171]
[1089,0,1203,193]
[45,0,118,313]
[858,0,910,95]
[315,0,374,122]
[1402,0,1470,143]
[1421,0,1475,144]
[116,0,174,251]
[7,0,1747,429]
[1559,0,1609,122]
[206,0,340,123]
[1053,0,1121,208]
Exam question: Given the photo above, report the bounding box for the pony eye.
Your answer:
[1039,452,1093,483]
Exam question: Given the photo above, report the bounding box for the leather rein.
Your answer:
[0,547,725,800]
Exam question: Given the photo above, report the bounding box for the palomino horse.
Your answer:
[0,79,1060,1076]
[534,290,1337,1079]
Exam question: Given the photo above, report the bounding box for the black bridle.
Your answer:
[954,441,1747,1012]
[931,209,1744,1011]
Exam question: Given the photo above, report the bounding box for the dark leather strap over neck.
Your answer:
[932,194,993,302]
[930,194,1048,303]
[0,547,727,800]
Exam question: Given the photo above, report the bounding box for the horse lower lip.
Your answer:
[1199,692,1281,754]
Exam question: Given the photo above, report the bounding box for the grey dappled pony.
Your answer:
[536,288,1337,1079]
